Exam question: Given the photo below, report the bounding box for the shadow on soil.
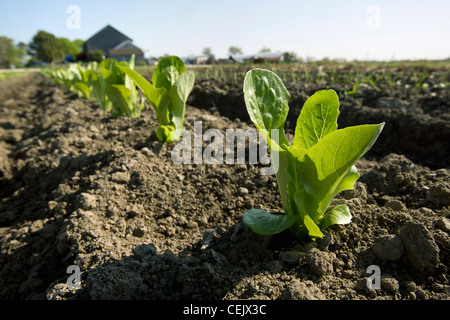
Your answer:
[50,224,308,300]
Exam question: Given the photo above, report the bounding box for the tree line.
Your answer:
[1,29,300,69]
[0,30,84,68]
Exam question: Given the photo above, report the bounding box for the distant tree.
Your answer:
[202,47,215,63]
[72,39,84,51]
[17,42,27,52]
[28,30,64,63]
[259,47,271,53]
[228,46,243,56]
[16,42,28,65]
[0,36,15,68]
[282,51,298,63]
[58,37,83,57]
[0,36,25,68]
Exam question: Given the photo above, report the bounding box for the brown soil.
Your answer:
[0,72,449,301]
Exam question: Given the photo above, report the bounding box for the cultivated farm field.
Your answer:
[0,61,449,300]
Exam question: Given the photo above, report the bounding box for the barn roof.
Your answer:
[84,25,133,53]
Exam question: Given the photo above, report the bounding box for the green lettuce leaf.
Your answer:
[320,204,352,231]
[242,209,299,235]
[243,68,290,150]
[118,56,194,142]
[293,89,340,149]
[294,123,384,219]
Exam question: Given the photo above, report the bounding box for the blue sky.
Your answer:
[1,0,449,61]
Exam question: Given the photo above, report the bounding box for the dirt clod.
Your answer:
[373,234,405,261]
[400,221,440,272]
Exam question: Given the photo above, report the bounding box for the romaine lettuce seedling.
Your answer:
[102,55,145,118]
[73,63,97,99]
[43,56,143,118]
[84,64,111,111]
[118,56,195,143]
[242,69,384,240]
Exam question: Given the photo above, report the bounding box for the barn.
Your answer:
[83,25,145,63]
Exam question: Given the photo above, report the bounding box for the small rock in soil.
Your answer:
[111,171,130,184]
[77,193,97,210]
[426,183,450,206]
[405,281,417,292]
[416,287,429,300]
[373,234,405,261]
[133,243,157,260]
[133,226,147,237]
[384,199,406,211]
[88,124,100,133]
[201,114,218,122]
[306,248,335,277]
[435,217,450,232]
[433,229,450,250]
[238,187,249,195]
[399,221,440,272]
[279,279,325,300]
[279,251,306,264]
[74,136,91,148]
[355,278,373,293]
[381,274,400,293]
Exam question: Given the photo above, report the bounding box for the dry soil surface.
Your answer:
[0,73,449,300]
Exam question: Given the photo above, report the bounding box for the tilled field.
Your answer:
[0,70,449,300]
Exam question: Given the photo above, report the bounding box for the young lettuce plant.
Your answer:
[46,64,81,93]
[44,56,143,118]
[242,69,384,241]
[73,63,95,99]
[102,55,145,118]
[118,56,195,143]
[44,64,92,98]
[83,61,111,111]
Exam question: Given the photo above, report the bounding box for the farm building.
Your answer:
[83,25,145,63]
[228,51,289,64]
[182,54,210,65]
